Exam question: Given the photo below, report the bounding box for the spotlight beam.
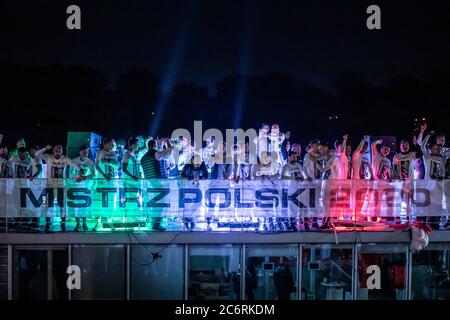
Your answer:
[150,7,194,137]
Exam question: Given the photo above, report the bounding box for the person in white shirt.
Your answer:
[421,133,445,180]
[227,143,252,183]
[122,137,141,181]
[352,136,374,180]
[69,145,95,181]
[351,136,375,223]
[69,145,96,232]
[371,139,392,180]
[0,135,11,178]
[291,143,301,159]
[201,136,217,174]
[422,133,446,230]
[7,147,32,228]
[334,134,352,179]
[135,136,152,178]
[251,151,280,231]
[317,144,343,230]
[253,123,271,161]
[414,122,429,179]
[36,145,81,179]
[282,151,306,180]
[24,146,44,228]
[436,133,450,164]
[175,137,194,173]
[135,135,146,157]
[317,143,341,180]
[393,139,422,180]
[268,123,286,166]
[28,146,44,180]
[93,138,120,231]
[432,133,450,230]
[35,144,82,232]
[302,140,322,180]
[251,151,281,179]
[33,145,73,179]
[9,147,31,178]
[301,142,322,230]
[164,137,190,179]
[280,151,305,231]
[116,138,127,178]
[335,136,355,224]
[371,139,394,224]
[8,137,29,159]
[95,138,120,180]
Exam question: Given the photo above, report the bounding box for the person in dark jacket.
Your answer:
[274,256,295,300]
[141,138,173,230]
[231,260,258,300]
[246,259,258,300]
[181,154,208,181]
[181,154,208,230]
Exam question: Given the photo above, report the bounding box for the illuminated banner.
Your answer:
[0,179,448,218]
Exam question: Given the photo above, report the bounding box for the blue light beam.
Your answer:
[150,6,193,137]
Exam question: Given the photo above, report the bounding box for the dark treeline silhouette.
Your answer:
[1,61,449,150]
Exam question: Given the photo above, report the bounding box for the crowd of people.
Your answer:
[0,120,449,232]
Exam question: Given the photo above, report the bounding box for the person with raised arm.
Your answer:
[317,142,341,180]
[268,123,286,166]
[28,146,44,180]
[336,134,353,180]
[371,139,392,180]
[421,132,446,230]
[253,123,271,161]
[421,132,446,180]
[392,138,423,180]
[352,135,374,180]
[9,147,31,178]
[141,138,173,231]
[35,144,82,232]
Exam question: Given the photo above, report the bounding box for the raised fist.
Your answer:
[420,123,428,132]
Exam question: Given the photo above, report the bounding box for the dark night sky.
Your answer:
[1,0,449,147]
[2,0,449,90]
